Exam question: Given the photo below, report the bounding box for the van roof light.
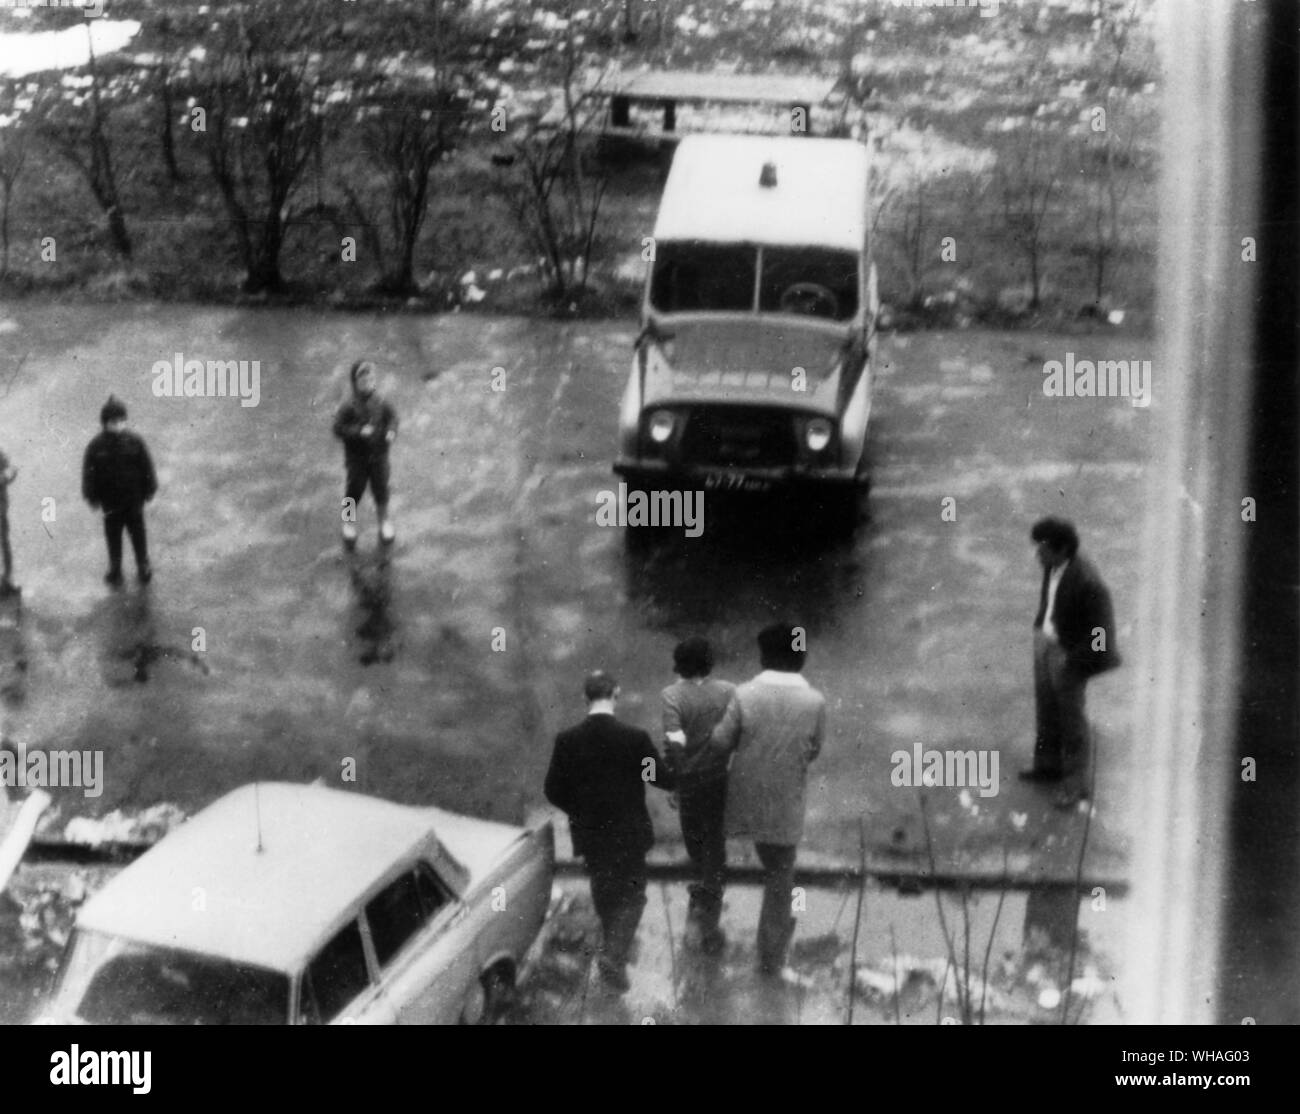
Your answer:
[759,161,777,188]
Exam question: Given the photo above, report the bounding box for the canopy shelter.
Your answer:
[596,69,840,140]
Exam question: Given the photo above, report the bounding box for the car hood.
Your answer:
[418,805,531,891]
[642,318,850,413]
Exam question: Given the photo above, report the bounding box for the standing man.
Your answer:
[0,447,17,597]
[1019,516,1121,808]
[545,670,674,992]
[661,636,735,955]
[333,359,398,548]
[708,622,825,978]
[82,397,157,587]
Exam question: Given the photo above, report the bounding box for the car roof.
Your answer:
[652,134,869,254]
[75,783,468,973]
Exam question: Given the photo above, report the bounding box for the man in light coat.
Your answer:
[708,622,825,977]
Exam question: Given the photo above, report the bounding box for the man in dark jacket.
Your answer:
[82,397,157,587]
[1020,517,1122,807]
[333,359,398,548]
[545,670,675,992]
[661,636,735,955]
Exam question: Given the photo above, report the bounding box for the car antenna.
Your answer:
[254,782,264,853]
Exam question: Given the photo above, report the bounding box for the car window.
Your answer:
[302,919,370,1023]
[414,862,450,918]
[651,242,756,312]
[759,247,859,320]
[365,864,450,968]
[64,932,289,1025]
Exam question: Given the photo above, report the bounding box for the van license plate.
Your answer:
[702,473,772,493]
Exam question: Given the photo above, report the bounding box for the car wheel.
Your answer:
[479,964,516,1024]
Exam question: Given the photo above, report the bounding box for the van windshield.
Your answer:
[651,242,756,313]
[651,241,858,320]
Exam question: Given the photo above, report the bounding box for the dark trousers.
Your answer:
[1032,630,1090,780]
[0,502,12,583]
[345,456,391,509]
[680,779,727,936]
[103,506,149,577]
[584,844,647,975]
[754,842,798,973]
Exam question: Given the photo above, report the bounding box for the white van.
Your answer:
[615,134,878,523]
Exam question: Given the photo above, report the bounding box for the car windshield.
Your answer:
[54,930,290,1025]
[651,241,858,320]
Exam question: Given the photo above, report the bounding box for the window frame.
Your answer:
[360,861,456,973]
[297,915,376,1026]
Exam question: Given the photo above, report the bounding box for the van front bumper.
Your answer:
[612,459,865,495]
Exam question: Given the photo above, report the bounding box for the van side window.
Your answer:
[301,919,370,1023]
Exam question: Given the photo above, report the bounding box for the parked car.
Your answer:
[615,133,878,526]
[41,783,555,1024]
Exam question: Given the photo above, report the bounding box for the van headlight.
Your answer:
[648,410,676,443]
[805,418,833,453]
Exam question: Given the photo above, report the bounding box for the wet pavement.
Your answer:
[518,876,1124,1025]
[0,305,1149,879]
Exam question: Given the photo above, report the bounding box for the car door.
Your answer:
[298,916,394,1025]
[361,862,479,1025]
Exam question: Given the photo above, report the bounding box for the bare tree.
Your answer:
[499,3,609,303]
[0,85,29,278]
[192,0,332,292]
[348,0,479,296]
[995,118,1063,311]
[896,173,928,309]
[33,34,133,258]
[1085,0,1151,305]
[155,59,182,184]
[365,93,465,295]
[140,6,232,187]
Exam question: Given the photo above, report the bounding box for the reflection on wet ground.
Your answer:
[347,548,396,665]
[621,492,866,634]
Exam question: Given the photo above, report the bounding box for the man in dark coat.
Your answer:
[545,670,675,992]
[333,359,399,548]
[82,397,157,587]
[1019,517,1122,807]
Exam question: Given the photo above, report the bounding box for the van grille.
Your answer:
[678,406,798,468]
